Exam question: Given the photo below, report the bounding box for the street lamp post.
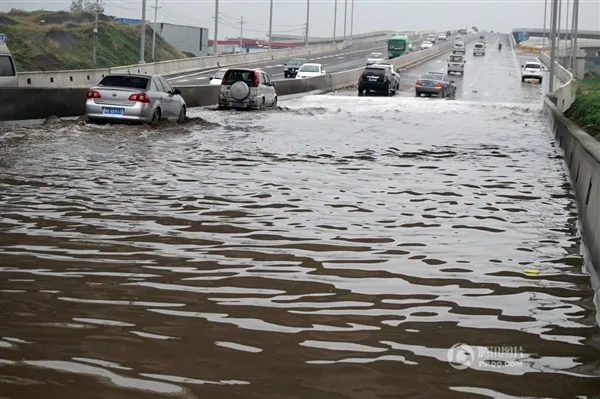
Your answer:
[213,0,219,55]
[343,0,347,41]
[268,0,273,49]
[333,0,337,44]
[542,0,548,49]
[549,0,559,93]
[305,0,310,46]
[140,0,146,63]
[570,0,579,73]
[350,0,354,39]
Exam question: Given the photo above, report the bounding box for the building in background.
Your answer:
[113,18,208,57]
[155,22,209,57]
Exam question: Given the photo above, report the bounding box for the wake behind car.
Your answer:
[85,73,186,124]
[284,58,306,78]
[366,52,386,65]
[420,40,433,50]
[415,72,456,98]
[219,68,278,110]
[447,54,466,75]
[358,65,397,96]
[521,61,544,83]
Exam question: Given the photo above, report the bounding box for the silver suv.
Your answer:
[218,68,278,110]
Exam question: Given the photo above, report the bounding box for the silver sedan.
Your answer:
[85,73,186,124]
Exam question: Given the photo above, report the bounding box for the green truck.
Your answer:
[387,35,411,59]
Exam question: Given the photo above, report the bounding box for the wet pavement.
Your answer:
[1,34,599,399]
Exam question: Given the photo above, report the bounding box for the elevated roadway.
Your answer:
[168,32,450,85]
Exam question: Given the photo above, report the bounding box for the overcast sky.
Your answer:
[1,0,598,40]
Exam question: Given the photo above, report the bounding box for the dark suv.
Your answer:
[284,58,307,78]
[358,66,398,96]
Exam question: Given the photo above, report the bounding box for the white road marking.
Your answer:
[195,77,208,80]
[176,79,190,82]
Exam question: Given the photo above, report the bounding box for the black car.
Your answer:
[358,66,398,96]
[284,58,307,78]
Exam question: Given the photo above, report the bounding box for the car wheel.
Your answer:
[272,96,278,108]
[358,89,364,96]
[259,98,266,111]
[521,77,526,83]
[177,106,186,123]
[151,108,161,124]
[538,77,543,84]
[415,90,420,97]
[441,89,446,98]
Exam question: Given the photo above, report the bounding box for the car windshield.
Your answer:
[525,63,541,69]
[288,59,305,66]
[214,70,227,78]
[449,55,463,62]
[224,70,255,85]
[475,44,484,48]
[369,53,383,58]
[98,75,149,89]
[388,40,406,50]
[422,41,432,45]
[421,74,442,80]
[300,65,320,72]
[454,43,464,47]
[0,55,15,76]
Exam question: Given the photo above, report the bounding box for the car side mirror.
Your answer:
[284,63,287,66]
[209,77,213,80]
[173,88,182,95]
[521,65,524,68]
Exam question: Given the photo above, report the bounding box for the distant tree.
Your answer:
[69,0,84,11]
[70,0,105,12]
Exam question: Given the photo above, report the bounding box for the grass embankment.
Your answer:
[0,9,190,71]
[565,76,600,142]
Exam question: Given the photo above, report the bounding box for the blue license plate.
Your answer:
[368,77,378,81]
[230,102,247,108]
[423,81,434,86]
[103,107,124,115]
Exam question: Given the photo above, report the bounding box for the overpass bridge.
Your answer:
[512,28,600,43]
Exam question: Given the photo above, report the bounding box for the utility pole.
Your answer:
[557,0,562,46]
[140,0,146,63]
[542,0,548,49]
[268,0,273,49]
[343,0,347,41]
[333,0,337,44]
[239,16,244,52]
[350,0,354,39]
[549,0,559,92]
[151,0,161,60]
[565,0,569,42]
[305,0,310,46]
[213,0,219,55]
[93,0,99,67]
[570,0,579,72]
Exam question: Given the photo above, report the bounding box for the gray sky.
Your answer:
[1,1,599,39]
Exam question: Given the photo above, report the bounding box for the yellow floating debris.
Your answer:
[523,269,541,275]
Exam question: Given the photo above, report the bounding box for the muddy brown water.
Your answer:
[1,97,599,399]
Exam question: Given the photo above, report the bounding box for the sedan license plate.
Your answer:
[423,81,434,86]
[102,107,124,115]
[230,101,247,108]
[367,76,378,81]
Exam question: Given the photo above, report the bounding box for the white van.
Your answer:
[0,42,18,88]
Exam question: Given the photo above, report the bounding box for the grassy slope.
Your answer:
[565,76,600,141]
[0,9,190,71]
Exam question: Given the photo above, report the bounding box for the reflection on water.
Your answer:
[1,97,599,399]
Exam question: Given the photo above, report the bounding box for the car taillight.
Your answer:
[415,80,421,86]
[86,90,101,98]
[252,71,260,87]
[128,93,150,103]
[434,82,443,88]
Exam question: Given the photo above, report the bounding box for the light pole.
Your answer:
[213,0,219,55]
[305,0,309,46]
[542,0,548,49]
[343,0,347,41]
[239,16,244,52]
[151,0,160,60]
[549,0,559,93]
[570,0,579,72]
[140,0,146,63]
[268,0,273,49]
[93,0,99,67]
[350,0,354,39]
[333,0,337,44]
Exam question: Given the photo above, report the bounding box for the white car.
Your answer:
[438,34,447,41]
[420,40,433,50]
[521,61,544,83]
[452,42,466,54]
[447,54,466,75]
[473,43,485,56]
[427,35,437,44]
[366,52,386,65]
[209,68,228,85]
[295,63,326,78]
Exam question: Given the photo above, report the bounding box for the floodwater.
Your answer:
[1,43,600,399]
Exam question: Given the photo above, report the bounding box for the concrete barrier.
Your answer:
[510,31,517,50]
[539,51,577,112]
[1,34,474,122]
[543,97,600,320]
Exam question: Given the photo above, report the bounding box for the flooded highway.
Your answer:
[1,34,599,398]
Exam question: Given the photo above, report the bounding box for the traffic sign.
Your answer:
[0,33,7,43]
